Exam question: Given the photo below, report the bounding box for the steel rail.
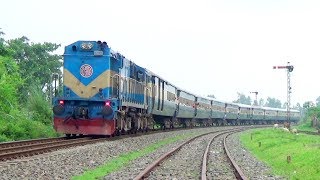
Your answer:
[224,132,248,180]
[0,137,66,149]
[133,128,243,180]
[201,129,242,180]
[0,138,104,161]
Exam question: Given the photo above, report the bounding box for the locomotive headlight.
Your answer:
[81,42,93,50]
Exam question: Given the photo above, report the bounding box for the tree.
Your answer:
[316,96,320,107]
[0,29,8,56]
[258,98,265,106]
[0,56,23,114]
[303,101,315,109]
[6,37,62,101]
[233,92,252,105]
[207,94,216,98]
[293,102,302,110]
[264,97,282,108]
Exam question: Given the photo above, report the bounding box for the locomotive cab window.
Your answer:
[137,71,144,82]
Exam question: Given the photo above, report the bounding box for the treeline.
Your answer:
[0,29,62,142]
[227,93,320,129]
[232,92,302,110]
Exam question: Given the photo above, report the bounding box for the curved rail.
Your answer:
[200,130,238,180]
[133,128,244,180]
[224,132,248,180]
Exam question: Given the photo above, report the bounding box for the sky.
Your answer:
[1,0,320,106]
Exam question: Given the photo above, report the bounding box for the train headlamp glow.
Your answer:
[81,42,93,50]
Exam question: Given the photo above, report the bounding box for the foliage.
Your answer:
[241,128,320,179]
[0,29,6,56]
[0,32,61,142]
[303,101,315,108]
[316,96,320,107]
[26,87,53,125]
[258,98,265,106]
[296,122,315,131]
[304,107,320,118]
[6,36,62,102]
[207,94,216,98]
[292,102,302,110]
[0,109,58,142]
[233,92,252,105]
[0,56,23,114]
[292,105,320,131]
[264,97,282,108]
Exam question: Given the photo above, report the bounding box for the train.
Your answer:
[52,40,300,137]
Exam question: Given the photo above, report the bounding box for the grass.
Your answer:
[240,128,320,179]
[72,132,196,180]
[295,121,318,132]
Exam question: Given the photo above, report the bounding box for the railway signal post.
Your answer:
[273,62,294,128]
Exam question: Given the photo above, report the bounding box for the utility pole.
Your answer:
[273,62,294,126]
[250,91,258,106]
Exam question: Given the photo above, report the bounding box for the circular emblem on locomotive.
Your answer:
[80,64,93,78]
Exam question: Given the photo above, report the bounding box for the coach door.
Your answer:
[152,76,164,112]
[151,76,156,111]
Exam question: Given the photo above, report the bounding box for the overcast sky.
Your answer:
[1,0,320,106]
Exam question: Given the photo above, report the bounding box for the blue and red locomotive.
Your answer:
[52,40,300,136]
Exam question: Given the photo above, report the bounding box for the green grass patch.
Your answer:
[72,132,196,180]
[241,128,320,179]
[295,122,318,132]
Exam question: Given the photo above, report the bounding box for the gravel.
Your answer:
[104,127,233,179]
[207,133,236,179]
[226,131,286,180]
[0,126,284,180]
[0,127,225,179]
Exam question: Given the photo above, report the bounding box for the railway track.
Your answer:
[0,128,182,162]
[202,130,247,179]
[0,137,66,149]
[0,137,107,161]
[0,125,266,164]
[133,127,250,180]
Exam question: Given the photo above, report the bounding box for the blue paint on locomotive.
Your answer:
[53,40,149,122]
[64,42,110,86]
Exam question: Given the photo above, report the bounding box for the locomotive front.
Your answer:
[53,41,120,136]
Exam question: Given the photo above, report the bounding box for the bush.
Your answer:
[25,87,53,125]
[0,108,58,142]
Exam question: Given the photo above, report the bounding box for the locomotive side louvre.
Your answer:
[117,57,147,109]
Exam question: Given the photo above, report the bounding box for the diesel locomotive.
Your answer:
[52,40,300,136]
